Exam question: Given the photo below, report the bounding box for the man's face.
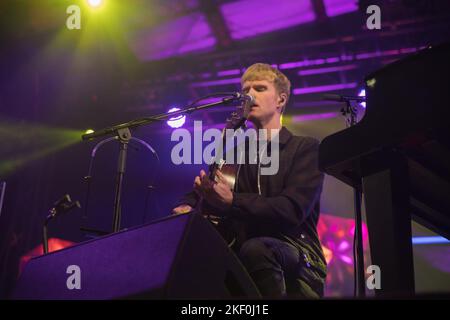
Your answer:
[242,79,281,125]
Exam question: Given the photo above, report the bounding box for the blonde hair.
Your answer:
[241,63,291,110]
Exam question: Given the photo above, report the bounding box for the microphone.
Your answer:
[233,92,256,105]
[234,93,255,119]
[323,93,366,103]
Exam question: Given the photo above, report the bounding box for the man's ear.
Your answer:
[277,92,288,109]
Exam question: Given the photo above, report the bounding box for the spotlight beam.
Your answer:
[87,0,104,9]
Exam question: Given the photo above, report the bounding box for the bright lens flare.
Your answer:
[87,0,103,8]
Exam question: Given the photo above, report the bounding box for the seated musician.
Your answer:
[172,63,327,298]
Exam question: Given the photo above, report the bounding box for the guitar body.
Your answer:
[202,162,238,247]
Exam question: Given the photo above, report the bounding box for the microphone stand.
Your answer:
[82,94,244,233]
[112,128,130,233]
[43,194,80,254]
[340,98,366,298]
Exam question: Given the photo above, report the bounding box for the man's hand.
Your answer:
[194,169,233,211]
[172,204,193,215]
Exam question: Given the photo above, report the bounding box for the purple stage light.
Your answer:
[279,61,308,70]
[401,47,420,54]
[298,64,356,76]
[281,57,345,71]
[167,108,186,128]
[356,48,419,61]
[340,54,354,61]
[292,112,340,122]
[338,240,350,251]
[280,58,326,70]
[293,82,358,95]
[323,0,358,17]
[358,89,366,108]
[326,57,340,63]
[220,0,315,40]
[217,69,241,77]
[339,254,353,265]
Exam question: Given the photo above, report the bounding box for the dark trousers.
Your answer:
[238,237,325,298]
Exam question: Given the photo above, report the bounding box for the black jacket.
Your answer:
[178,127,327,272]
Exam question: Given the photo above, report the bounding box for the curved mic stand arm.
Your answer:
[82,136,118,231]
[82,135,161,235]
[129,136,161,187]
[129,137,160,164]
[129,137,161,224]
[91,136,119,158]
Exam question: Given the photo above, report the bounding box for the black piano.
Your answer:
[319,42,450,297]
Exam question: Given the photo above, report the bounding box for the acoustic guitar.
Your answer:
[199,104,248,247]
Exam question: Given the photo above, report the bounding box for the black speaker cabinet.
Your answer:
[12,213,260,299]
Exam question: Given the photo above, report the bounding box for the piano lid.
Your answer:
[319,42,450,179]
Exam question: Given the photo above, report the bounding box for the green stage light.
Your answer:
[0,120,85,176]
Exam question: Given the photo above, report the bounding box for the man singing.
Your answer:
[173,63,327,298]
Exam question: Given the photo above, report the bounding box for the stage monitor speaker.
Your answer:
[12,213,260,299]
